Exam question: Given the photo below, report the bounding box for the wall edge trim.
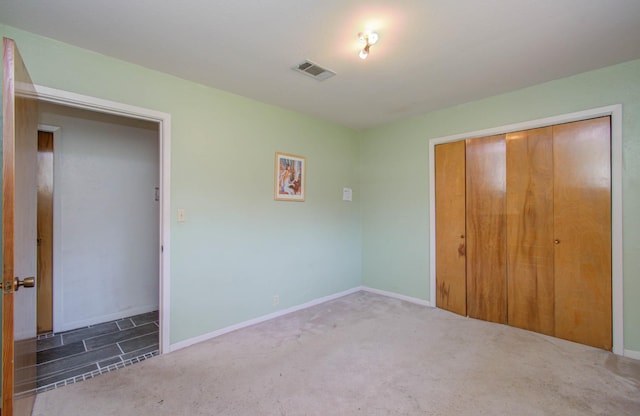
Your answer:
[361,286,433,307]
[55,305,158,333]
[168,286,362,353]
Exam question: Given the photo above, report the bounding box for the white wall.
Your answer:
[39,102,159,332]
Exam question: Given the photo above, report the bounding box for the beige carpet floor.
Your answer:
[33,291,640,415]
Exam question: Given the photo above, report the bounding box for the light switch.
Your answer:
[177,208,186,222]
[343,188,353,201]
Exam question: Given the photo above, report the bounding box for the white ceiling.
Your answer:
[1,0,640,130]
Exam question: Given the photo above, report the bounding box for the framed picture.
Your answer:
[275,152,305,201]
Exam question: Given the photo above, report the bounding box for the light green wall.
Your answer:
[0,25,362,345]
[360,59,640,352]
[2,24,639,354]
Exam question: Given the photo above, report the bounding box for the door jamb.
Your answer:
[33,85,171,354]
[428,104,623,356]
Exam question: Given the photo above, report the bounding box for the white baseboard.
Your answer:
[364,288,640,360]
[168,284,638,360]
[361,286,433,307]
[624,349,640,360]
[168,286,362,353]
[54,304,159,333]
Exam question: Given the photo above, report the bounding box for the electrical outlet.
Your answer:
[273,295,279,306]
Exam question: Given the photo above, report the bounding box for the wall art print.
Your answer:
[275,152,305,201]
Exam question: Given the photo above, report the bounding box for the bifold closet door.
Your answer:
[553,117,612,350]
[435,141,467,316]
[505,127,555,336]
[465,135,507,324]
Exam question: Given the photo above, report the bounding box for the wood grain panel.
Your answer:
[2,37,18,414]
[506,127,554,335]
[3,37,38,415]
[435,141,467,316]
[553,117,611,350]
[465,134,507,324]
[37,131,54,334]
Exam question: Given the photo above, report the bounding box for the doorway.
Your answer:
[32,85,172,362]
[33,102,162,390]
[2,39,170,413]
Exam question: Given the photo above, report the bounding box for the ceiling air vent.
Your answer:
[293,60,336,81]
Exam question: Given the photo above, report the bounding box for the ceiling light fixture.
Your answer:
[358,31,379,60]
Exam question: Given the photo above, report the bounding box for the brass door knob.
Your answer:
[15,276,35,291]
[554,239,560,245]
[0,277,35,292]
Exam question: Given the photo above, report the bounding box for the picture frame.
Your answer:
[275,152,305,201]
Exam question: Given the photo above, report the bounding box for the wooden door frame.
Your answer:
[33,85,171,354]
[428,104,624,356]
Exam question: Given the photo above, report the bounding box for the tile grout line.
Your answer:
[33,350,159,394]
[34,311,159,389]
[33,341,158,385]
[35,327,158,366]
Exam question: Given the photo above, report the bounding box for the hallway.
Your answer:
[32,311,159,393]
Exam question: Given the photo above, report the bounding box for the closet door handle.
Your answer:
[554,239,560,245]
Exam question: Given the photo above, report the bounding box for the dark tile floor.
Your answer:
[30,311,159,393]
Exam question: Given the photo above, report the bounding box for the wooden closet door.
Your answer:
[506,127,555,335]
[466,135,507,324]
[553,117,611,350]
[435,141,467,316]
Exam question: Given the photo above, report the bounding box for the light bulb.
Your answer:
[357,30,378,59]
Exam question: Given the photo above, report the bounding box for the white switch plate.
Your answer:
[343,187,353,201]
[177,208,186,222]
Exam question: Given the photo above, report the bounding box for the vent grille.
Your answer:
[293,60,336,81]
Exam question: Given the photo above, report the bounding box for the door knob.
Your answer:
[15,276,35,291]
[554,239,560,245]
[0,277,35,292]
